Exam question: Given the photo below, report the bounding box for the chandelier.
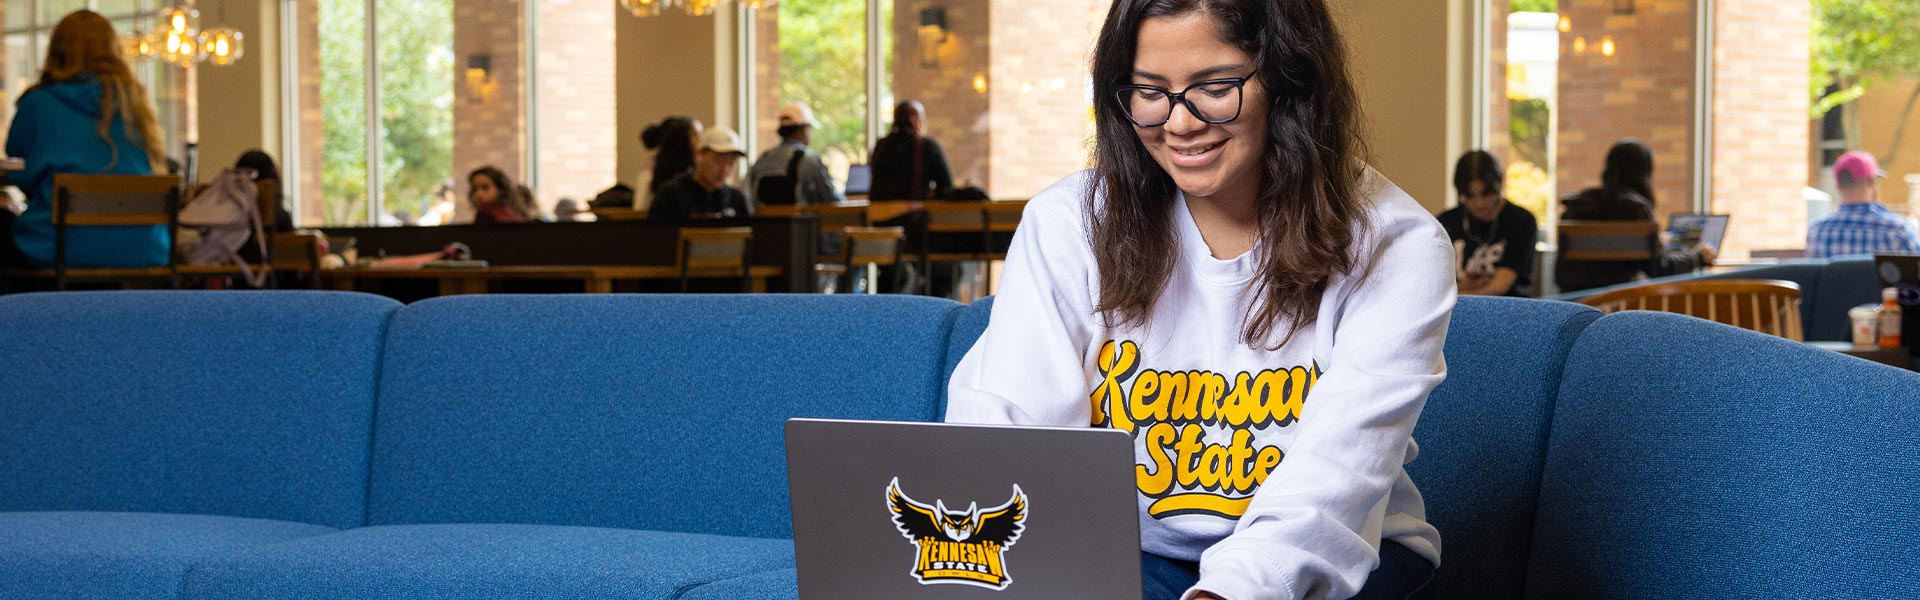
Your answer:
[123,3,244,68]
[620,0,776,18]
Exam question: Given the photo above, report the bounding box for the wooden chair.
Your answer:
[801,204,873,292]
[839,226,906,294]
[1557,220,1658,262]
[0,174,183,290]
[905,201,989,293]
[271,231,326,289]
[677,226,754,292]
[1581,279,1805,341]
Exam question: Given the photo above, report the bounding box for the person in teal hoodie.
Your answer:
[2,10,171,268]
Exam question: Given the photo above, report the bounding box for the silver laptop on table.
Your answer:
[787,419,1142,599]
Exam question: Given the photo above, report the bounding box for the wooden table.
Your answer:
[1807,341,1914,370]
[324,264,784,296]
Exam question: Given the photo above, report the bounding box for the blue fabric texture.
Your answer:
[677,568,798,600]
[0,511,334,599]
[366,294,963,538]
[184,524,795,600]
[0,291,400,529]
[1410,297,1599,600]
[1528,311,1920,599]
[940,295,995,417]
[4,76,170,268]
[1810,255,1886,342]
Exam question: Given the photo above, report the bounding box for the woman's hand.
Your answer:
[1695,244,1718,266]
[1192,593,1224,600]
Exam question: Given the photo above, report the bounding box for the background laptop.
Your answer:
[844,164,873,196]
[1667,213,1730,253]
[787,419,1141,599]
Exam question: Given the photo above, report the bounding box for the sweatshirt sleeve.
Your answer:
[945,183,1098,426]
[1186,212,1456,600]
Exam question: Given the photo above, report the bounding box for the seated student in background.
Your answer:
[1556,140,1715,293]
[650,126,752,220]
[468,166,532,224]
[1440,150,1536,297]
[868,100,954,201]
[1806,150,1920,258]
[2,10,170,269]
[634,116,701,213]
[749,103,843,206]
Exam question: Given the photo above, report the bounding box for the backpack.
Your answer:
[755,147,810,206]
[179,168,268,287]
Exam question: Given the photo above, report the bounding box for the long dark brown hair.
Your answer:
[1088,0,1370,348]
[28,10,166,172]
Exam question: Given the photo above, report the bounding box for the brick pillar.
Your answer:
[453,0,527,221]
[987,0,1104,197]
[533,0,617,212]
[891,0,991,192]
[1710,0,1809,258]
[296,0,324,226]
[1555,0,1697,222]
[754,7,780,156]
[1486,0,1511,169]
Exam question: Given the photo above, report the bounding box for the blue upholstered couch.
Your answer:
[3,291,1916,599]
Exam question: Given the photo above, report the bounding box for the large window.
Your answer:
[2,0,189,172]
[753,0,1105,200]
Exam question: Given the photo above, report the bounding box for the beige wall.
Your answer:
[616,10,724,191]
[1856,79,1920,215]
[535,0,619,209]
[194,0,282,184]
[1338,0,1473,213]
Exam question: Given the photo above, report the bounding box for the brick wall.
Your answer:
[1487,0,1511,173]
[1555,0,1698,224]
[986,0,1103,197]
[296,0,324,226]
[1710,0,1809,258]
[453,0,527,221]
[891,0,991,191]
[754,8,780,155]
[534,0,618,212]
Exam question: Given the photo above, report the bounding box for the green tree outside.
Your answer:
[318,0,453,225]
[774,0,893,167]
[1812,0,1920,160]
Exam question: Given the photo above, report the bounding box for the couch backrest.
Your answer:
[1410,297,1599,600]
[364,294,964,538]
[1808,255,1882,342]
[1528,311,1920,599]
[0,291,399,529]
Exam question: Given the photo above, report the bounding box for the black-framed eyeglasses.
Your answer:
[1114,70,1258,128]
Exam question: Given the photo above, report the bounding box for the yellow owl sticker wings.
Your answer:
[885,477,1028,589]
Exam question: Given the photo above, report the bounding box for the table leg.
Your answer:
[584,277,613,294]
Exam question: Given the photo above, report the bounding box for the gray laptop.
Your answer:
[786,419,1142,599]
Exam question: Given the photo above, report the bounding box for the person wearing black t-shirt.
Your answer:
[651,126,753,220]
[1438,150,1537,297]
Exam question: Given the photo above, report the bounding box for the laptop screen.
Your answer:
[844,165,873,196]
[1668,213,1729,252]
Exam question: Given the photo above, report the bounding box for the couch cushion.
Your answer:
[366,295,963,538]
[1808,255,1883,342]
[1528,311,1920,599]
[1409,297,1599,600]
[0,511,335,599]
[678,568,798,600]
[0,291,400,528]
[183,524,795,600]
[939,296,996,417]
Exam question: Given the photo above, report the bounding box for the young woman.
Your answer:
[1554,140,1714,293]
[1439,150,1537,297]
[3,10,169,268]
[869,100,954,201]
[945,1,1451,598]
[468,166,530,224]
[636,116,702,209]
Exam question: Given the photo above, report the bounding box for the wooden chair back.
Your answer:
[677,226,753,292]
[48,174,183,289]
[1558,220,1658,262]
[1581,279,1805,341]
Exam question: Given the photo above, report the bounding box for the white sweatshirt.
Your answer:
[946,170,1453,600]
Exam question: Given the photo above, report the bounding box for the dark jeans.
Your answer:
[1142,540,1435,600]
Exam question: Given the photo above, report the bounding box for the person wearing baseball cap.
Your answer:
[1806,150,1920,258]
[749,102,845,207]
[649,126,753,220]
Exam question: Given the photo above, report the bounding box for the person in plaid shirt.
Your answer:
[1807,151,1920,258]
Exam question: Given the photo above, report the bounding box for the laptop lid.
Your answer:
[1667,213,1730,252]
[787,419,1142,600]
[844,164,873,196]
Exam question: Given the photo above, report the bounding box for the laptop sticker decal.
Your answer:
[886,477,1028,590]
